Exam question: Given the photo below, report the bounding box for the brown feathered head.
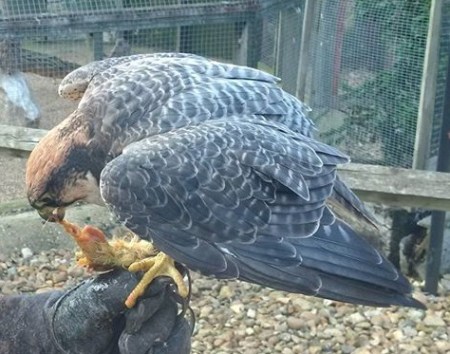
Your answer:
[26,112,106,221]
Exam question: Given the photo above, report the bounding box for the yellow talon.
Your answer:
[57,219,188,308]
[125,252,189,308]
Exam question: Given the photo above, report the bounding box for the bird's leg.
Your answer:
[125,252,189,308]
[57,219,189,308]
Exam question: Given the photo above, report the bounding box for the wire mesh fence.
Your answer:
[0,0,299,127]
[0,0,448,172]
[0,0,279,76]
[305,0,432,169]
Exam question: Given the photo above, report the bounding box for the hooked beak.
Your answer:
[37,207,66,223]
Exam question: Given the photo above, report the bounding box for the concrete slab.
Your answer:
[0,201,119,256]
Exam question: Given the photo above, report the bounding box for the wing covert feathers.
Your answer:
[100,118,423,309]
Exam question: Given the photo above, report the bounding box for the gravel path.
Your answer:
[1,247,449,354]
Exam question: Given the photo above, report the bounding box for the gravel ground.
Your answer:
[1,247,449,354]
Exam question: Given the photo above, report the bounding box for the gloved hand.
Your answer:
[0,269,193,354]
[51,269,194,354]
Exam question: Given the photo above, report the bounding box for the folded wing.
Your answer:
[100,117,423,308]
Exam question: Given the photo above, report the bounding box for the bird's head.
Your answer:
[26,114,107,222]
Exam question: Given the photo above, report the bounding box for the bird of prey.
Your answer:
[26,53,424,309]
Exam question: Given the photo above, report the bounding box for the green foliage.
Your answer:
[345,0,431,167]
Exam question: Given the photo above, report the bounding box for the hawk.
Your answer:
[26,53,423,309]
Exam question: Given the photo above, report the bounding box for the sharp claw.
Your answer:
[125,253,189,308]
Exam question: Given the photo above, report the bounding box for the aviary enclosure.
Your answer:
[1,0,450,352]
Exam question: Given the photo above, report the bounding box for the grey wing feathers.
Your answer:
[58,53,206,100]
[230,219,421,308]
[60,52,312,140]
[68,54,313,156]
[100,118,423,309]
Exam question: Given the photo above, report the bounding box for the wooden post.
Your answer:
[245,16,263,68]
[310,0,338,108]
[92,32,104,61]
[0,38,21,75]
[424,40,450,294]
[331,0,347,98]
[0,1,24,75]
[234,18,262,69]
[413,0,443,170]
[274,2,303,95]
[425,211,446,293]
[233,21,249,65]
[296,0,316,100]
[233,21,247,66]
